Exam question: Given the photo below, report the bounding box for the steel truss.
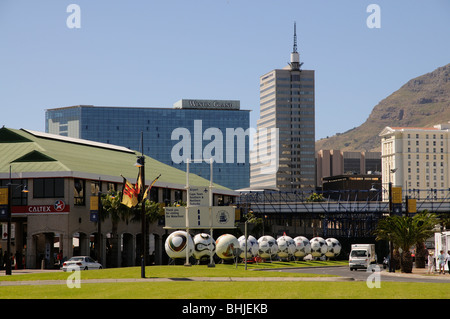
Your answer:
[237,189,450,239]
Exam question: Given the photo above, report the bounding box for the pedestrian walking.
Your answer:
[427,251,435,274]
[447,250,450,275]
[437,250,446,274]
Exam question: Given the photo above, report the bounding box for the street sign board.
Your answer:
[391,187,403,204]
[188,186,210,206]
[0,188,8,205]
[164,206,235,229]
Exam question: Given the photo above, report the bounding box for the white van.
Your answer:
[349,244,376,271]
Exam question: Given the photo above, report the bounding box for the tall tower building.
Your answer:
[250,23,315,190]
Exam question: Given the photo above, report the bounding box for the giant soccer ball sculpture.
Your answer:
[257,236,278,260]
[276,235,296,259]
[325,238,342,258]
[193,233,216,261]
[293,236,311,259]
[310,237,328,258]
[238,235,259,259]
[215,234,239,260]
[165,231,194,260]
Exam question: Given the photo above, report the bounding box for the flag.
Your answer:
[121,176,138,208]
[135,169,144,196]
[142,174,161,201]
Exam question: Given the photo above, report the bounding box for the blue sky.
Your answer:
[0,0,449,141]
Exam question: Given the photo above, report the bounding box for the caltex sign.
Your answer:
[12,200,70,214]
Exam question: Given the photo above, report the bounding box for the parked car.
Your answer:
[62,256,102,271]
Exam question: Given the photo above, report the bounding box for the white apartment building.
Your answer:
[379,122,450,198]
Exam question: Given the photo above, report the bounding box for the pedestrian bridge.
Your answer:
[238,189,450,215]
[236,190,450,239]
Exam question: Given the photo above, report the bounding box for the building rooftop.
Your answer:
[0,127,234,194]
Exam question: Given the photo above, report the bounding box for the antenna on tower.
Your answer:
[293,21,298,53]
[289,21,302,71]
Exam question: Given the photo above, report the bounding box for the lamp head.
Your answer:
[135,156,145,167]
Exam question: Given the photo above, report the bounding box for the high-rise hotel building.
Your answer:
[379,122,450,197]
[250,24,315,191]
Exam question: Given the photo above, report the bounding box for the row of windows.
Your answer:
[275,90,314,95]
[407,154,445,160]
[276,76,314,82]
[277,124,314,128]
[279,130,315,136]
[407,147,445,153]
[408,175,445,181]
[277,97,314,102]
[408,182,446,188]
[407,133,445,139]
[408,168,445,174]
[408,140,445,146]
[407,161,445,167]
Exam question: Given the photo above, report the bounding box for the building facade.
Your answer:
[45,99,250,190]
[316,150,381,187]
[250,24,315,191]
[379,122,450,199]
[0,127,237,269]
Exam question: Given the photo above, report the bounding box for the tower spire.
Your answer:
[293,21,298,53]
[289,22,302,71]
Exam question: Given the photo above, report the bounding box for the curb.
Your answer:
[0,275,355,286]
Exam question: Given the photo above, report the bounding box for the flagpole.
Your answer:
[139,131,146,278]
[185,158,191,266]
[208,158,215,268]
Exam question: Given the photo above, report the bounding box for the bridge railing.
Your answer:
[237,189,450,214]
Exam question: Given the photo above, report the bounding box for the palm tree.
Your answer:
[374,212,439,273]
[101,191,164,267]
[101,191,130,267]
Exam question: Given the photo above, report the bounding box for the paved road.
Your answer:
[276,265,450,283]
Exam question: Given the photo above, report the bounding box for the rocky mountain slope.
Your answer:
[315,63,450,152]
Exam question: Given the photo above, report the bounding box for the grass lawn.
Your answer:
[0,261,449,299]
[0,260,347,281]
[1,281,449,299]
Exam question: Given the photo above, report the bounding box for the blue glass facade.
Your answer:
[45,104,250,190]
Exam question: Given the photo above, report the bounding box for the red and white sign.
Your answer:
[12,200,70,214]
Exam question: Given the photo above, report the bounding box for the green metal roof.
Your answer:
[0,127,233,193]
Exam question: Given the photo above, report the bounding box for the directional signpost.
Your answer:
[164,159,235,267]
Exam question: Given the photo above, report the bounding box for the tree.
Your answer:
[374,212,439,273]
[100,190,164,267]
[306,193,325,202]
[100,191,130,267]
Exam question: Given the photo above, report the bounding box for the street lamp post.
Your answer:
[135,132,146,278]
[97,189,102,267]
[5,165,28,275]
[388,166,397,273]
[140,156,146,278]
[6,181,12,275]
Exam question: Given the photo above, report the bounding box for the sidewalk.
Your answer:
[381,266,450,280]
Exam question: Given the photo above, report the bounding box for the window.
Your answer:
[90,180,101,195]
[74,179,85,206]
[0,179,28,205]
[33,178,64,198]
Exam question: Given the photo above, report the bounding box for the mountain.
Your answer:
[315,63,450,152]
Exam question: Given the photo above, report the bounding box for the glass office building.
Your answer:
[45,99,250,190]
